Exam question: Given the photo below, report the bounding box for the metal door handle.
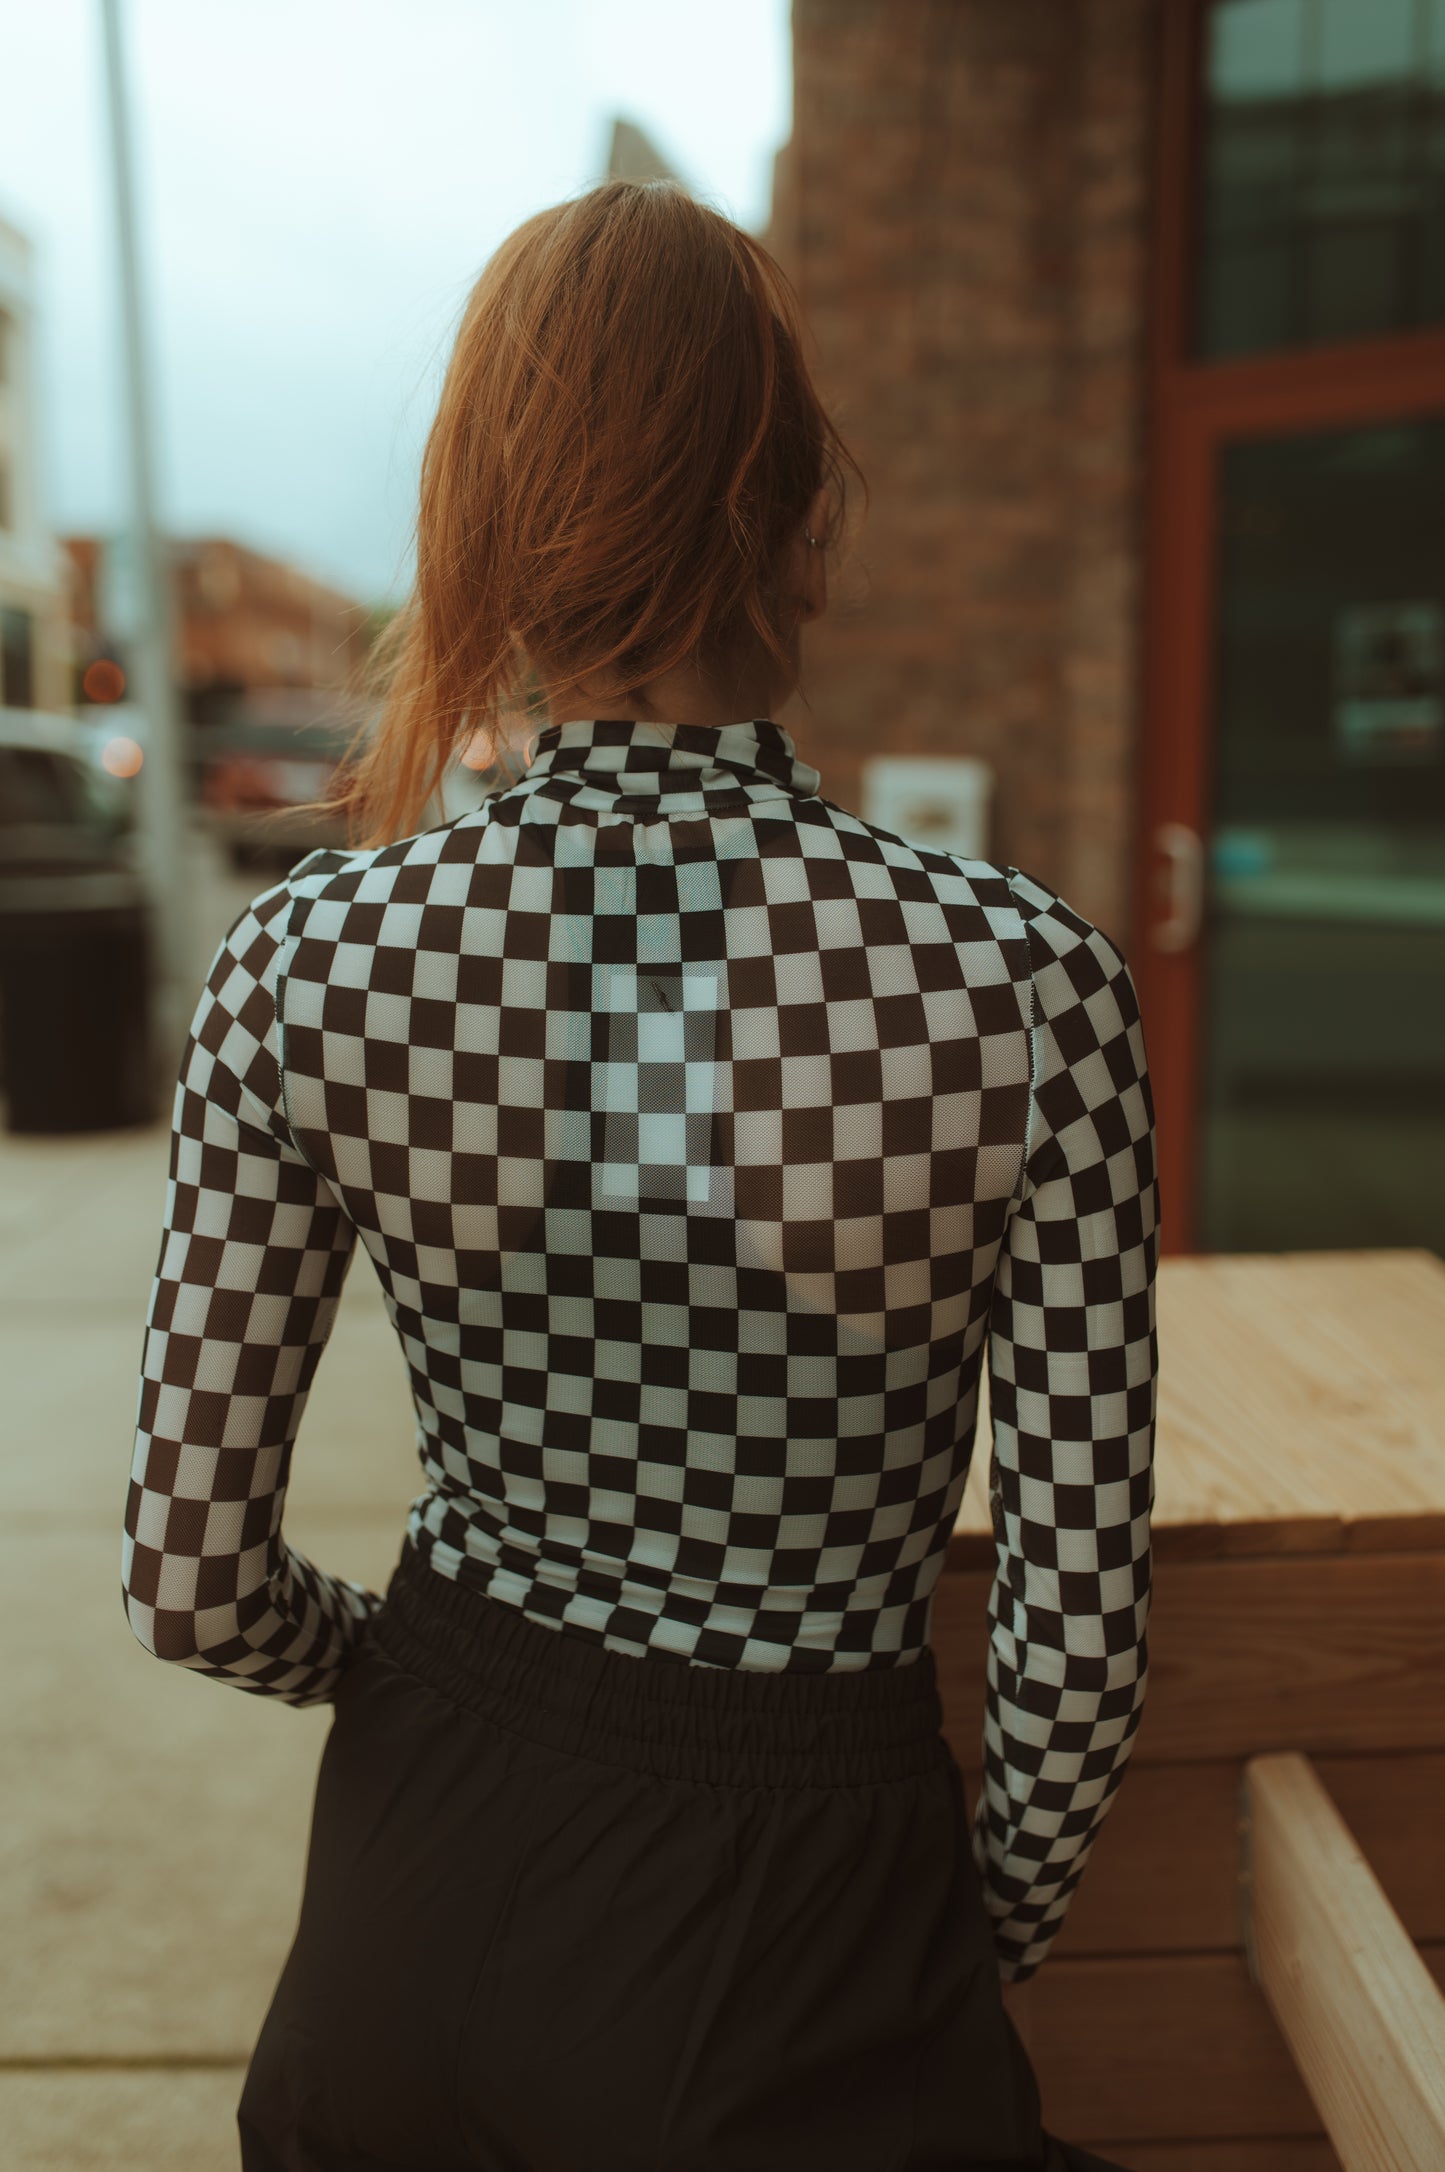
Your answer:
[1151,822,1204,952]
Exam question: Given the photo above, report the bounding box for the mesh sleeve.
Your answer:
[971,864,1161,1981]
[121,873,382,1707]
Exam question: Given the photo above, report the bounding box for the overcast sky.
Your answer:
[2,0,793,604]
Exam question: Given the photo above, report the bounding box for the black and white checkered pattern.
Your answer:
[123,716,1159,1981]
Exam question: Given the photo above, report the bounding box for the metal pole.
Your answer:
[99,0,191,1075]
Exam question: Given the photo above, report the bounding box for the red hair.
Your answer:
[334,178,860,845]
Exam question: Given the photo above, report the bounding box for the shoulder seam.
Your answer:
[1004,866,1039,1208]
[272,873,330,1186]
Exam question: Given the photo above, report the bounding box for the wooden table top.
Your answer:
[951,1248,1445,1566]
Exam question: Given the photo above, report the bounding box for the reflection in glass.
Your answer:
[1198,417,1445,1252]
[1199,0,1445,355]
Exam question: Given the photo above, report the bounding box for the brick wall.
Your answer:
[771,0,1155,948]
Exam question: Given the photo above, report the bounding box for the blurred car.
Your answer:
[0,707,133,871]
[192,696,365,870]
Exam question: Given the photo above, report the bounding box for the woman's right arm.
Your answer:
[121,878,381,1707]
[973,866,1162,1984]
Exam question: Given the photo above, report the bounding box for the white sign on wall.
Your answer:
[861,755,994,861]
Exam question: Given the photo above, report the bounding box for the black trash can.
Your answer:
[0,869,155,1133]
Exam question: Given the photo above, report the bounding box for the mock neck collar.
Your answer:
[514,716,821,815]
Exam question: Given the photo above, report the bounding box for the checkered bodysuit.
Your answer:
[123,716,1160,1980]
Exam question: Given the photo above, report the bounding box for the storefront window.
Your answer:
[1199,0,1445,355]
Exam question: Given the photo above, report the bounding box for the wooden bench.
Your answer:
[934,1247,1445,2171]
[1241,1751,1445,2171]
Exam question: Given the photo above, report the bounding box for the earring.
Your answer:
[804,530,824,549]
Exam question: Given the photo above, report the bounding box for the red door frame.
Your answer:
[1132,0,1445,1256]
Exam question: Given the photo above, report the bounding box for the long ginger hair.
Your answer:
[332,179,859,846]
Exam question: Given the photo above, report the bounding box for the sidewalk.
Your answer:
[0,1118,420,2168]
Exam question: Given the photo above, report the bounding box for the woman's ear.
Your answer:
[797,486,831,623]
[805,484,832,548]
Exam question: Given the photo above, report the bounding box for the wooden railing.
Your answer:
[1239,1752,1445,2171]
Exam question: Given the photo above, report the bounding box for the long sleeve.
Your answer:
[121,874,383,1707]
[971,864,1161,1982]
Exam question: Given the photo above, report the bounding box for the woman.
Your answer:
[123,180,1159,2171]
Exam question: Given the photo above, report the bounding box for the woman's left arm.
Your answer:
[121,874,382,1707]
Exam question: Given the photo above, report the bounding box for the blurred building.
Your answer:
[606,117,680,184]
[63,532,374,727]
[771,0,1445,1258]
[0,211,71,712]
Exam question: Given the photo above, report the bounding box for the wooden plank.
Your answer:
[950,1250,1445,1561]
[1015,1948,1445,2144]
[1094,2145,1341,2172]
[948,1512,1445,1568]
[1236,1251,1445,1436]
[1028,1952,1317,2141]
[947,1753,1445,1957]
[1242,1753,1445,2172]
[932,1551,1445,1763]
[948,1513,1445,1569]
[1155,1253,1445,1521]
[1308,1755,1445,1946]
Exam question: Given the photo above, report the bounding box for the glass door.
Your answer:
[1200,415,1445,1249]
[1138,0,1445,1255]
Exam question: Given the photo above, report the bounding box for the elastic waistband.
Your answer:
[373,1537,951,1791]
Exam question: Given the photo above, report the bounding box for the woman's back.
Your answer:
[129,707,1158,1981]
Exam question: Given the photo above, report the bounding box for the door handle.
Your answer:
[1151,822,1204,952]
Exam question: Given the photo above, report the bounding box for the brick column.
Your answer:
[772,0,1154,948]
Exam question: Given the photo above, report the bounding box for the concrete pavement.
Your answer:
[0,1114,419,2167]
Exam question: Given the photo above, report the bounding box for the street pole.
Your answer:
[99,0,192,1077]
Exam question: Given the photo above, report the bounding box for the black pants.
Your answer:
[238,1539,1129,2171]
